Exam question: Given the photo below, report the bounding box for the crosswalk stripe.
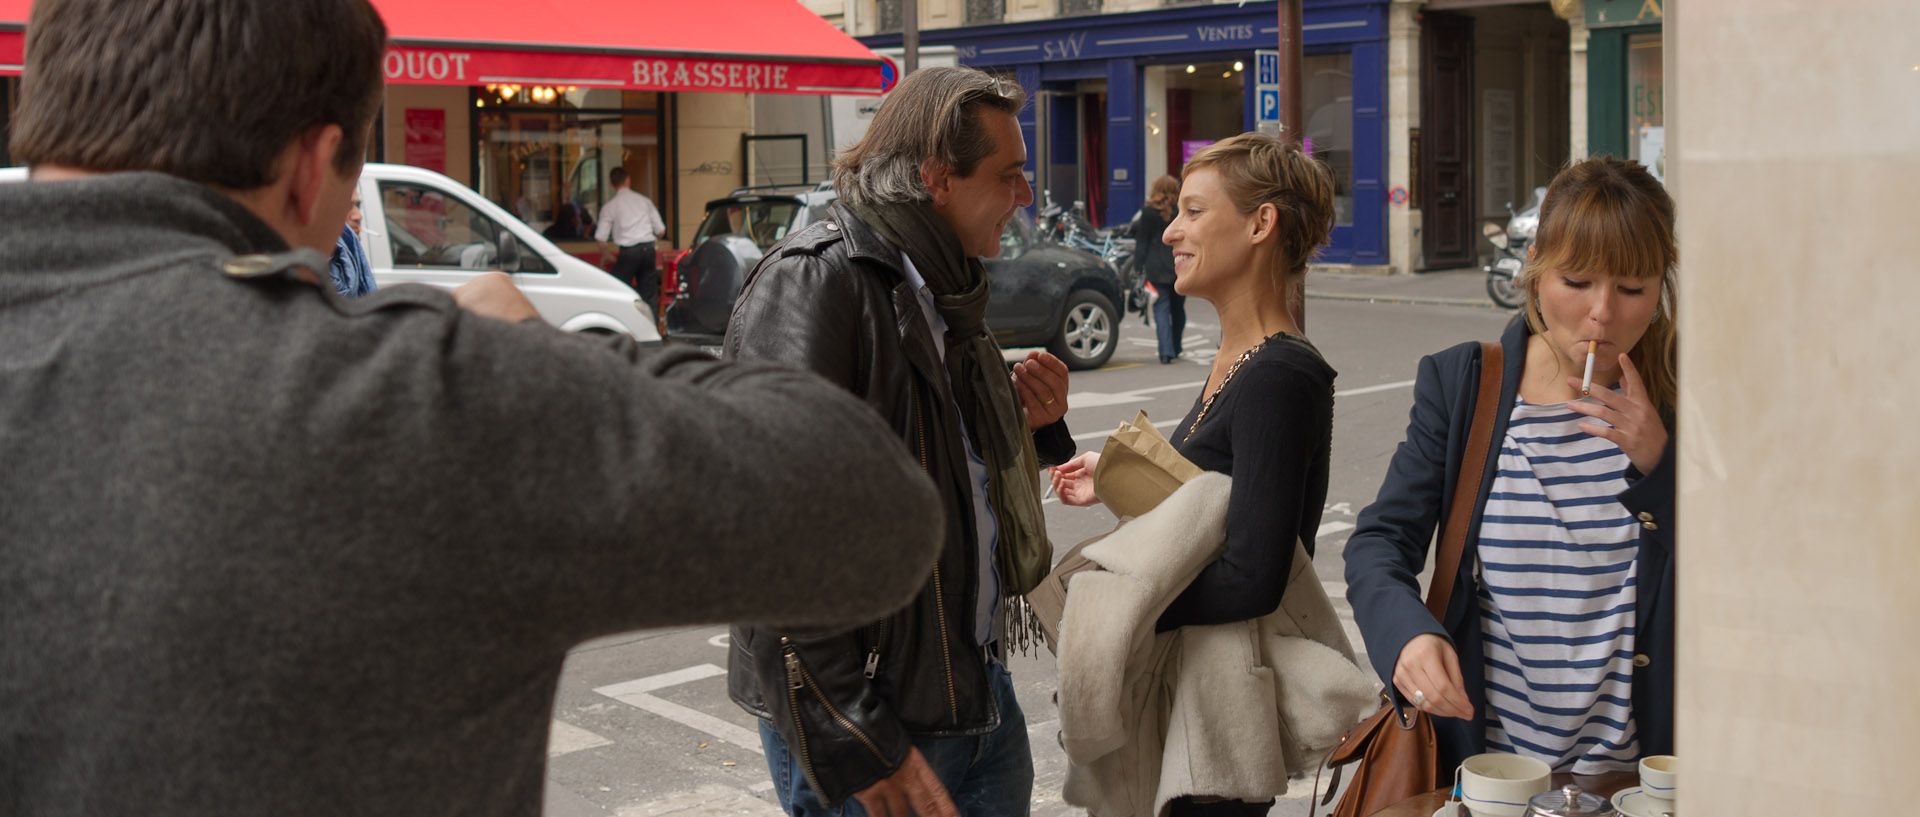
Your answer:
[594,663,726,696]
[594,664,764,756]
[547,719,613,758]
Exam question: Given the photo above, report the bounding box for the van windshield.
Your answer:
[692,200,805,250]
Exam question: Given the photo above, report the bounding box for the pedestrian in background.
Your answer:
[725,65,1075,817]
[1136,174,1183,363]
[595,166,666,312]
[0,2,946,815]
[1343,156,1679,774]
[327,181,377,297]
[1049,132,1345,817]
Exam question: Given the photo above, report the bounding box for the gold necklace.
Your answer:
[1188,332,1291,436]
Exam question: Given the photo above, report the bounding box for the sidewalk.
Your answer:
[1305,267,1512,311]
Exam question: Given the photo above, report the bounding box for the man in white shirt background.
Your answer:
[594,167,666,316]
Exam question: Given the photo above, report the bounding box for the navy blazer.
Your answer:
[1342,317,1676,770]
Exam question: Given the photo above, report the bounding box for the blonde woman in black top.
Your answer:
[1051,132,1337,817]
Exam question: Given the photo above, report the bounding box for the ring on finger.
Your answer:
[1042,398,1055,405]
[1409,689,1427,708]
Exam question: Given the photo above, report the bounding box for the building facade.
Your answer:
[794,0,1665,275]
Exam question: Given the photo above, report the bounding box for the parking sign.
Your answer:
[1259,90,1281,122]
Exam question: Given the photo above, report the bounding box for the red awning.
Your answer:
[0,0,885,95]
[1,0,24,74]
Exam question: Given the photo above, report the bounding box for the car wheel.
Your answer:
[1047,289,1117,371]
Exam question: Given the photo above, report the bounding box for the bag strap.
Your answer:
[1424,341,1504,620]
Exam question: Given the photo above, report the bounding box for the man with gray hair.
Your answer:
[724,66,1073,817]
[0,1,943,815]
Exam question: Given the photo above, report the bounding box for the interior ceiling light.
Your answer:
[1233,60,1244,71]
[1222,71,1232,78]
[1185,65,1196,74]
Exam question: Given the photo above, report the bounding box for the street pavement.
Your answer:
[539,274,1515,817]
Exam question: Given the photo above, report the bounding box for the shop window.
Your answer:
[1627,33,1665,181]
[379,181,553,274]
[1303,53,1355,226]
[475,87,665,240]
[1148,61,1246,178]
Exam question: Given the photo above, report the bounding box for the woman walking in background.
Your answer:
[1136,174,1184,363]
[1344,156,1679,773]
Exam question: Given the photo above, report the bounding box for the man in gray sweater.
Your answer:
[0,1,942,815]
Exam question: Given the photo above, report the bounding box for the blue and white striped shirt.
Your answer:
[1476,397,1640,773]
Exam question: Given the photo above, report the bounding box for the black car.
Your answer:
[664,184,1125,370]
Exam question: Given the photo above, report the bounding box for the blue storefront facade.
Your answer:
[861,0,1389,265]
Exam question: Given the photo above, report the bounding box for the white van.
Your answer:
[356,163,660,340]
[0,163,661,341]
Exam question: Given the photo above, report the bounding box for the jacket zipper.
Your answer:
[780,639,824,797]
[784,641,889,765]
[864,618,887,680]
[911,383,960,722]
[930,562,959,721]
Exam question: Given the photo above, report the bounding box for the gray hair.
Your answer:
[832,66,1026,207]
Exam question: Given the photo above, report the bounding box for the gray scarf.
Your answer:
[851,200,1053,609]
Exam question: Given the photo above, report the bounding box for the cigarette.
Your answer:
[1580,340,1597,396]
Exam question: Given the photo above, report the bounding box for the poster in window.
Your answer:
[404,108,446,174]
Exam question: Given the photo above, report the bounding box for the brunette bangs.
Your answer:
[1529,180,1676,283]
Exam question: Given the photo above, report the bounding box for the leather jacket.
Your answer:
[723,202,1073,805]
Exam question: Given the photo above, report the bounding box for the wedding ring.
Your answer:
[1410,690,1427,708]
[1042,398,1055,405]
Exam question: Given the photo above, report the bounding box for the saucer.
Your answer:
[1611,786,1675,817]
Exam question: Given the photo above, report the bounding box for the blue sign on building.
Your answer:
[1256,51,1281,86]
[1258,89,1281,123]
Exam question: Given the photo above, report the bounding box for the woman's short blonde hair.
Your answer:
[1182,132,1335,277]
[1518,156,1679,414]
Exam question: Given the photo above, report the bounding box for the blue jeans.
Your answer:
[1153,288,1186,361]
[758,660,1033,817]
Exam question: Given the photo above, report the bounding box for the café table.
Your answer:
[1368,771,1637,816]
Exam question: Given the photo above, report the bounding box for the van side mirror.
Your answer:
[498,231,521,272]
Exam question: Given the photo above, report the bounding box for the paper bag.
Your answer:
[1029,411,1203,653]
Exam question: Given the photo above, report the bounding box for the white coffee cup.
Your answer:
[1639,755,1676,805]
[1459,752,1552,817]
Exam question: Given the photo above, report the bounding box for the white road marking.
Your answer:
[614,784,784,817]
[707,633,730,649]
[1337,378,1417,397]
[594,664,764,756]
[1070,417,1183,442]
[596,663,727,696]
[1063,380,1414,444]
[1316,520,1356,539]
[547,719,614,758]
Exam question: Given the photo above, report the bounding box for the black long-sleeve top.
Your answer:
[1135,206,1177,286]
[1156,333,1335,631]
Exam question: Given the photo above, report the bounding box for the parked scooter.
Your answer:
[1483,186,1546,309]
